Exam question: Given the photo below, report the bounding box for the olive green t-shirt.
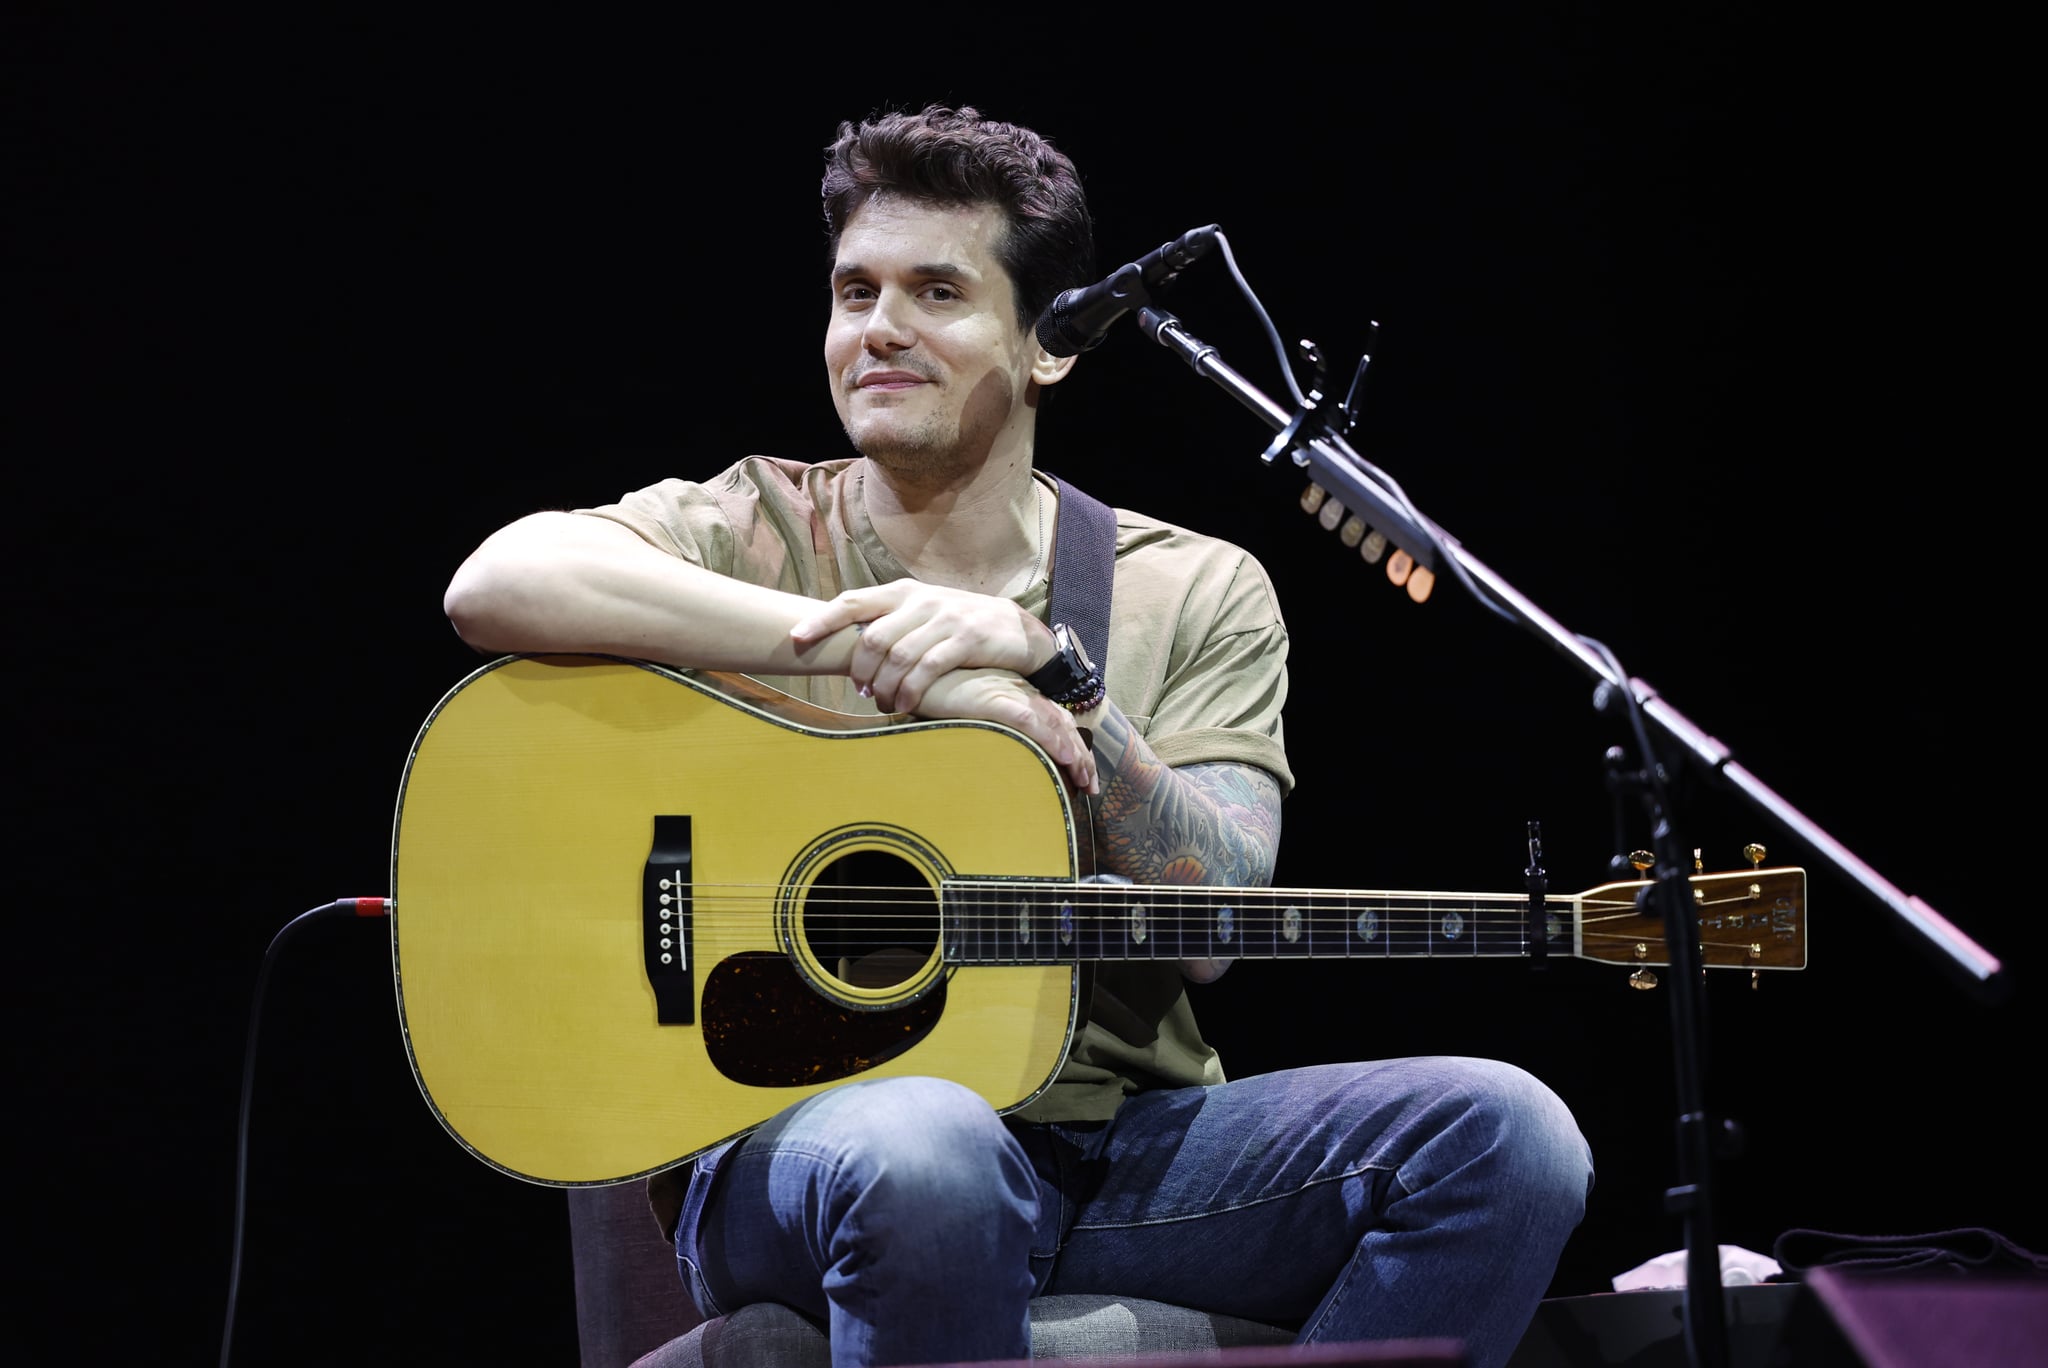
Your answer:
[578,455,1293,1125]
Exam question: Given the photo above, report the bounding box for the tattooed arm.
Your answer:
[1084,703,1284,983]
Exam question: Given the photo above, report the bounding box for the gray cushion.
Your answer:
[628,1294,1295,1367]
[571,1184,1295,1368]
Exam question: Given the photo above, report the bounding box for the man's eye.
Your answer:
[924,285,959,302]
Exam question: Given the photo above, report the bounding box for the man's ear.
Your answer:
[1032,347,1079,388]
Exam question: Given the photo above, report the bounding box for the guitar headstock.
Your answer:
[1573,866,1808,975]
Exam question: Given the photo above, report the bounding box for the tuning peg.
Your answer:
[1743,843,1767,868]
[1630,968,1659,990]
[1628,850,1655,874]
[1300,482,1328,515]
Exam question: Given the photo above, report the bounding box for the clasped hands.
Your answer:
[790,579,1098,795]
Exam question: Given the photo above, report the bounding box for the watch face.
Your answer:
[1032,623,1096,694]
[1061,624,1096,674]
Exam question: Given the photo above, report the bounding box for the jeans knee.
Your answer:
[1467,1060,1595,1216]
[830,1077,1036,1225]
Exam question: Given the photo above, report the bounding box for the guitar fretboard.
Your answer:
[940,880,1569,964]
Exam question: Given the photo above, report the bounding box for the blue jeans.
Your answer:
[675,1059,1593,1368]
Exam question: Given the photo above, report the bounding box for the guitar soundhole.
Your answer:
[800,849,939,988]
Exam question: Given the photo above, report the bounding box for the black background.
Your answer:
[10,9,2037,1366]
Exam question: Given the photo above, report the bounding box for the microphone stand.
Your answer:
[1132,303,2010,1368]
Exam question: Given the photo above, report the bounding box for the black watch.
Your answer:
[1025,622,1105,711]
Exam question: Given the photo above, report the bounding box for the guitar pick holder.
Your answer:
[1104,231,2009,1368]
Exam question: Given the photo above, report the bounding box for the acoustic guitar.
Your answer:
[390,654,1807,1185]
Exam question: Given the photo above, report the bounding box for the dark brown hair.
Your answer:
[821,104,1097,333]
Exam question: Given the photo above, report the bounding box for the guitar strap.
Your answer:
[1046,475,1116,685]
[1045,473,1115,979]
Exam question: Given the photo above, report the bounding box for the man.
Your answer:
[444,103,1592,1368]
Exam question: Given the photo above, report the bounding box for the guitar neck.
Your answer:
[941,879,1563,964]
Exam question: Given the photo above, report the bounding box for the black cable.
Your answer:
[219,897,390,1368]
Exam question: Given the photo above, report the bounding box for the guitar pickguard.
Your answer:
[701,952,947,1086]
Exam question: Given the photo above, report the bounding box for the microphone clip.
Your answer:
[1259,339,1360,468]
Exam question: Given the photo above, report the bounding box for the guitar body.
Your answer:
[391,654,1083,1186]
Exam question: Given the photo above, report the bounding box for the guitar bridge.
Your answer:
[643,815,694,1024]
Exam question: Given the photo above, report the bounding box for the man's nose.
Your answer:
[862,288,917,351]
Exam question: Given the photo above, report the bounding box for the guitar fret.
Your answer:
[1204,894,1235,960]
[1126,891,1155,960]
[1440,896,1478,957]
[1220,892,1253,958]
[946,882,974,964]
[1475,900,1523,956]
[1335,892,1368,958]
[1272,891,1313,957]
[1040,885,1066,964]
[1250,891,1279,957]
[983,883,1003,964]
[1012,884,1042,964]
[1082,885,1109,962]
[1007,882,1041,964]
[1153,889,1179,960]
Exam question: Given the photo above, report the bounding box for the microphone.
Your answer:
[1035,224,1221,357]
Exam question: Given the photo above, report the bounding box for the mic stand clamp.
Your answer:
[1524,821,1550,969]
[1603,744,1732,1368]
[1254,340,1344,466]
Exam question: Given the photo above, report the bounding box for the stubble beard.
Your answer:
[842,405,970,482]
[841,364,1020,485]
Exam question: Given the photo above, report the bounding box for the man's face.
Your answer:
[826,197,1061,480]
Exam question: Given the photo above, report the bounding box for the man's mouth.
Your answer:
[853,367,930,391]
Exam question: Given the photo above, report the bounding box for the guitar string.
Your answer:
[668,890,1784,942]
[647,884,1791,959]
[672,878,1778,901]
[671,882,1781,920]
[666,874,1792,916]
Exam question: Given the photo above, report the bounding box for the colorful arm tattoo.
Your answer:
[1083,703,1283,889]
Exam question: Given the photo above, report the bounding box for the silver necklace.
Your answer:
[1026,480,1047,587]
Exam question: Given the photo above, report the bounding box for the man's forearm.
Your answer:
[444,511,862,672]
[1086,705,1283,889]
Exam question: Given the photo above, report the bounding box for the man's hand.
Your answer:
[918,669,1098,795]
[790,581,1091,792]
[791,579,1054,714]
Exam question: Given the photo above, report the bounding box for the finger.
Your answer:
[1014,696,1095,794]
[790,584,901,643]
[1067,723,1099,795]
[789,604,853,644]
[875,624,973,714]
[846,622,886,699]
